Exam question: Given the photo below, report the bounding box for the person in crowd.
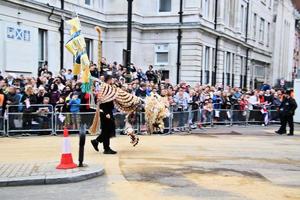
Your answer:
[146,65,157,83]
[173,87,189,131]
[137,68,147,82]
[276,90,298,136]
[6,86,19,131]
[65,69,73,80]
[212,91,223,120]
[21,85,37,136]
[36,97,53,135]
[261,82,271,91]
[69,94,81,130]
[49,84,60,106]
[56,97,69,130]
[36,86,49,104]
[90,64,99,78]
[55,77,65,92]
[203,98,213,124]
[189,89,200,128]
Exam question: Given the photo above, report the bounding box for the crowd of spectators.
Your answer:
[0,59,291,134]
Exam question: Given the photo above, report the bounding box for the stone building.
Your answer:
[0,0,298,88]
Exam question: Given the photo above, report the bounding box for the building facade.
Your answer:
[293,17,300,79]
[272,0,297,86]
[0,0,297,88]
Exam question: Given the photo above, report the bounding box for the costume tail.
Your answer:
[89,104,100,135]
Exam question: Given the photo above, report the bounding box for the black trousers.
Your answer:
[95,117,115,151]
[279,115,294,134]
[96,132,110,151]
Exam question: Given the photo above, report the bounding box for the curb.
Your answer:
[0,165,104,187]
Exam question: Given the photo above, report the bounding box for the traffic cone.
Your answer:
[56,128,77,169]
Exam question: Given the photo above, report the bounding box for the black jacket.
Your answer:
[279,97,297,116]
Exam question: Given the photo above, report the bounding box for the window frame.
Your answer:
[253,13,257,41]
[83,0,93,8]
[158,0,172,13]
[38,29,48,68]
[155,44,169,65]
[259,17,265,44]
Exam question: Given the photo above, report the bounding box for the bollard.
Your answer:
[78,124,86,167]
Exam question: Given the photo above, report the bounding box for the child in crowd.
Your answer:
[69,94,81,130]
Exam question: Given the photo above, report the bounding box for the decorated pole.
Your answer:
[95,26,102,75]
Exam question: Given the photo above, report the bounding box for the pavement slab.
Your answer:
[0,162,104,186]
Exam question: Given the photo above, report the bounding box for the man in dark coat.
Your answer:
[91,75,117,154]
[276,90,297,136]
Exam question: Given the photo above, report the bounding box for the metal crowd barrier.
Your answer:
[0,109,4,135]
[6,104,54,135]
[1,103,281,136]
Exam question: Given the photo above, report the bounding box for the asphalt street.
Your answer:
[0,126,300,200]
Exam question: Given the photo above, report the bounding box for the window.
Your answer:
[85,0,92,6]
[155,44,169,65]
[226,53,231,86]
[203,0,210,19]
[253,13,257,40]
[226,53,231,73]
[85,38,93,61]
[229,0,235,27]
[99,0,104,9]
[240,56,244,88]
[240,4,247,34]
[38,29,47,68]
[204,47,210,84]
[267,22,270,46]
[259,18,265,43]
[159,0,171,12]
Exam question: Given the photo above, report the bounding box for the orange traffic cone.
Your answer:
[56,128,77,169]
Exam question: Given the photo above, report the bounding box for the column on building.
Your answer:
[234,47,242,87]
[180,30,203,85]
[216,39,225,86]
[216,0,225,31]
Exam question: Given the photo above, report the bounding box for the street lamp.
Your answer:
[126,0,133,73]
[176,0,183,84]
[60,0,65,70]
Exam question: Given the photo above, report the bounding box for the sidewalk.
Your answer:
[0,162,104,186]
[190,124,300,136]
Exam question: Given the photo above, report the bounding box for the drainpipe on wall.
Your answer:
[245,49,250,89]
[244,0,250,88]
[176,0,183,84]
[213,0,219,85]
[59,0,65,70]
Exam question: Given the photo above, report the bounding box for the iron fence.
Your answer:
[1,104,281,136]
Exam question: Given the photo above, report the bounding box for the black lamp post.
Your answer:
[126,0,133,73]
[176,0,183,84]
[59,0,64,70]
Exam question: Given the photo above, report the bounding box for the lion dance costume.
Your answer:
[65,17,169,147]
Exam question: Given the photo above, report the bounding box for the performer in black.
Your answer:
[91,75,117,154]
[276,89,297,136]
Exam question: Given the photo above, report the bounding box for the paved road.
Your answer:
[0,126,300,200]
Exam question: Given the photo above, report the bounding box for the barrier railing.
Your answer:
[0,109,4,135]
[6,104,54,136]
[1,103,281,136]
